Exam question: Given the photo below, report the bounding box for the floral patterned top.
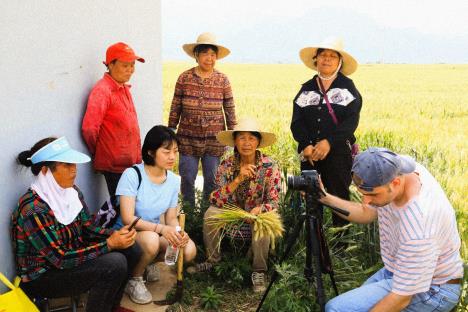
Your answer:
[210,151,281,212]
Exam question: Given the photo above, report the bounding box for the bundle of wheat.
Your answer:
[206,203,284,249]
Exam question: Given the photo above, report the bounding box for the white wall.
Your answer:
[0,1,162,288]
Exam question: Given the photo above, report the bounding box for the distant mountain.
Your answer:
[162,6,468,64]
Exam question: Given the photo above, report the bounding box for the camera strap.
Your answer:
[317,78,339,126]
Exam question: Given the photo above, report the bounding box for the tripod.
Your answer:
[256,192,349,312]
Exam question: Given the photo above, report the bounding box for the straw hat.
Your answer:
[216,117,276,148]
[183,32,230,60]
[299,37,358,76]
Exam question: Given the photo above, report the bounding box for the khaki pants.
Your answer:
[203,205,270,271]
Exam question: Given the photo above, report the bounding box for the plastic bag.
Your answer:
[0,272,39,311]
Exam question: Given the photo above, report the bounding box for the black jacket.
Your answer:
[290,73,362,154]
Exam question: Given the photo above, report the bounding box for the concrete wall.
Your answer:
[0,1,162,287]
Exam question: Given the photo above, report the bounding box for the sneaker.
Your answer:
[146,263,160,282]
[124,277,152,304]
[251,272,266,293]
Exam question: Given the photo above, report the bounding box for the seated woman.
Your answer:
[200,117,281,293]
[114,125,197,304]
[12,136,140,312]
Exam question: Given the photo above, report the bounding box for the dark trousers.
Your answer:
[301,151,352,227]
[23,244,141,312]
[103,172,123,197]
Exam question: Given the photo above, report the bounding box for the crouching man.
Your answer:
[320,147,463,312]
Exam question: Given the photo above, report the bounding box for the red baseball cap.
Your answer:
[104,42,145,65]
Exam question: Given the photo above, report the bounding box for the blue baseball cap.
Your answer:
[351,147,416,191]
[29,137,91,164]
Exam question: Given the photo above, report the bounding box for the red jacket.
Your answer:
[82,73,141,173]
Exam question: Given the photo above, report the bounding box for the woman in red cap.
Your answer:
[82,42,145,196]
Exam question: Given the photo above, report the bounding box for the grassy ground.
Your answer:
[162,62,468,311]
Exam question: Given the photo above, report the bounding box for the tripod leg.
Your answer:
[309,216,326,311]
[316,220,340,296]
[256,215,306,312]
[304,215,313,283]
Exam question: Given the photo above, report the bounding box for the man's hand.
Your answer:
[106,226,136,250]
[371,292,412,312]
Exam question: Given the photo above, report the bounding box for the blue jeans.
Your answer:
[325,268,461,312]
[179,154,220,208]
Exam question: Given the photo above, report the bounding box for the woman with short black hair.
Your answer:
[168,32,237,209]
[114,125,196,304]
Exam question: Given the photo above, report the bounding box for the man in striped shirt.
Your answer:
[320,147,463,312]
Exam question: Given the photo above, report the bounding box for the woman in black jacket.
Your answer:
[291,37,362,228]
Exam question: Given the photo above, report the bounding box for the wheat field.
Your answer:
[162,62,468,258]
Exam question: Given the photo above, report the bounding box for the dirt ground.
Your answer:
[48,262,176,312]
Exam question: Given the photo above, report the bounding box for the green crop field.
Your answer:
[162,62,467,311]
[162,62,468,259]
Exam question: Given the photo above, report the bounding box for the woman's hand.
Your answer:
[302,145,314,158]
[244,206,262,224]
[310,140,330,161]
[236,164,256,183]
[107,226,136,250]
[161,225,184,247]
[178,231,191,248]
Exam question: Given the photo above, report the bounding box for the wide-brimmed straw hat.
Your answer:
[183,32,230,60]
[217,117,276,148]
[299,37,358,76]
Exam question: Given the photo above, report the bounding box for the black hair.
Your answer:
[232,131,262,153]
[193,44,218,57]
[106,59,117,71]
[142,126,179,166]
[312,48,342,67]
[17,137,58,175]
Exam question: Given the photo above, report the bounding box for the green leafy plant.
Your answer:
[213,257,251,288]
[200,286,222,310]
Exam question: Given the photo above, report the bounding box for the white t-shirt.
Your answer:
[375,163,463,295]
[114,163,180,228]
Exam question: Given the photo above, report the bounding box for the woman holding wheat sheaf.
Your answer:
[291,37,362,230]
[191,117,281,293]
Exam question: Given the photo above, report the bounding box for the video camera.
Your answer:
[287,170,325,198]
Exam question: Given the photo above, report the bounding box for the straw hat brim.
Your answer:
[300,47,358,76]
[183,43,230,60]
[217,131,276,148]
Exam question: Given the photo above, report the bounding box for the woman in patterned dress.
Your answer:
[196,117,281,293]
[168,32,237,209]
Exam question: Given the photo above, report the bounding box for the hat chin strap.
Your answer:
[318,58,342,81]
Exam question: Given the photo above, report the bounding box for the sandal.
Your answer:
[187,261,214,274]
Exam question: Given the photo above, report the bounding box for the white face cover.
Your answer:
[30,169,83,225]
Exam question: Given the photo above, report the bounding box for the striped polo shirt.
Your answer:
[375,163,463,295]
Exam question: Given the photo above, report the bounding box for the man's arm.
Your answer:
[370,292,412,312]
[319,192,377,224]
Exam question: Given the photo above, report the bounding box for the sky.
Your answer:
[162,0,468,64]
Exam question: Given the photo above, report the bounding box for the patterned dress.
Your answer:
[210,151,281,211]
[168,68,236,157]
[209,151,282,238]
